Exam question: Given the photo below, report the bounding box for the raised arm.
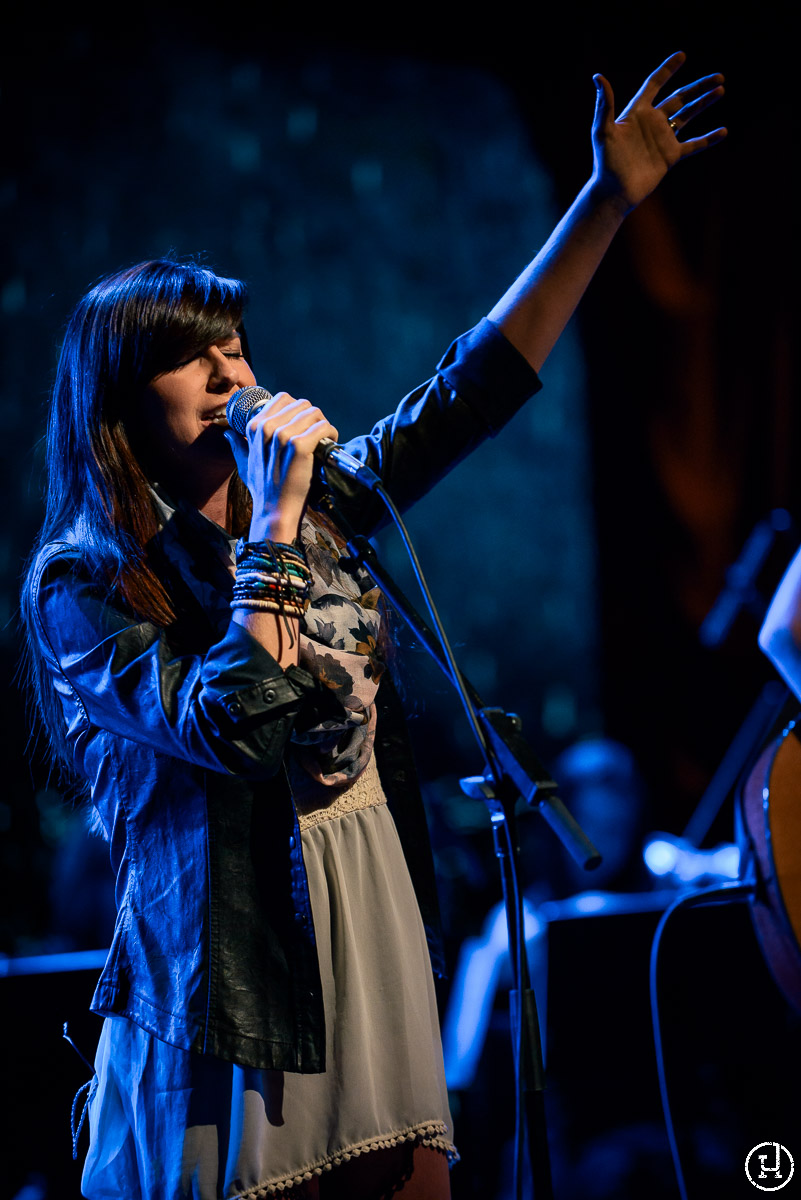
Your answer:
[489,51,726,372]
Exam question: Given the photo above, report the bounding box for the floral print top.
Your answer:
[294,510,385,788]
[151,487,385,792]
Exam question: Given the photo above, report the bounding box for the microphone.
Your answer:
[225,386,380,491]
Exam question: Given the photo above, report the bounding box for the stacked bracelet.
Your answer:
[230,538,313,618]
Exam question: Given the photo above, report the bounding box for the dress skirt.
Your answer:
[81,758,456,1198]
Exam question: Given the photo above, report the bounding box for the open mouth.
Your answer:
[202,407,229,427]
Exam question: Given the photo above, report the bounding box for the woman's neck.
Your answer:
[164,466,234,531]
[197,478,232,530]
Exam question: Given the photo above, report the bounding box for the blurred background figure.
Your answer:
[442,736,648,1099]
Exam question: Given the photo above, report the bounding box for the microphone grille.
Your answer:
[226,386,273,435]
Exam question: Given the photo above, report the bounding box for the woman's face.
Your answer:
[138,330,256,489]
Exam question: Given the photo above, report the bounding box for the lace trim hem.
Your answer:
[295,753,387,831]
[233,1120,459,1197]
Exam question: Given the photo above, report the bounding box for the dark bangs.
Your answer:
[45,257,250,541]
[94,259,248,396]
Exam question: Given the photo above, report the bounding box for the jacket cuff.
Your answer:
[436,317,542,434]
[203,623,317,724]
[214,665,316,724]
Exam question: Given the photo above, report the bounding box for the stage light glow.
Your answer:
[643,835,741,883]
[643,837,679,876]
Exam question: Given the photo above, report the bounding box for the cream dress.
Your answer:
[81,507,456,1198]
[82,756,456,1198]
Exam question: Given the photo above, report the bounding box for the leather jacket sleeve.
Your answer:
[30,546,319,780]
[325,317,541,533]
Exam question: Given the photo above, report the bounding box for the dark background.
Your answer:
[1,9,799,1199]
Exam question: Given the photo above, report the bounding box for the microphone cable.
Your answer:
[649,875,755,1200]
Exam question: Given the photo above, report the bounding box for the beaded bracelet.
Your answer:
[235,537,310,571]
[231,537,312,617]
[231,596,308,617]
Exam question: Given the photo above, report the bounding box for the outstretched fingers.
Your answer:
[674,124,728,160]
[624,52,726,159]
[666,84,725,127]
[635,50,687,105]
[659,72,727,153]
[660,72,725,112]
[659,70,725,131]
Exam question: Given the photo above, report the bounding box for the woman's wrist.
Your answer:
[581,173,634,224]
[248,512,301,545]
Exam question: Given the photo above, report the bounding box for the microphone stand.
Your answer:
[317,489,601,1200]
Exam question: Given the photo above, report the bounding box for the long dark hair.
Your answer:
[21,258,253,769]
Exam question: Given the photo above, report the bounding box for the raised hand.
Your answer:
[592,51,726,212]
[487,53,728,372]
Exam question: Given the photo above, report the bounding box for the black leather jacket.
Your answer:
[28,319,540,1071]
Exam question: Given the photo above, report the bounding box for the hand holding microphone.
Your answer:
[222,388,338,543]
[226,386,380,494]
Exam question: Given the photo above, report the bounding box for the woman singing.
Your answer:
[22,54,724,1200]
